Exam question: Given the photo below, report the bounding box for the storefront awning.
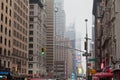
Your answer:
[93,72,113,78]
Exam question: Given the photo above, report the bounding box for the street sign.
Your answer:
[82,53,91,56]
[88,58,96,61]
[89,69,96,75]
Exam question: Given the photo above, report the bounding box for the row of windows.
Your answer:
[13,30,27,43]
[0,59,10,68]
[0,47,11,56]
[14,21,27,36]
[1,13,12,26]
[12,59,27,73]
[1,2,12,17]
[29,11,34,15]
[13,48,27,60]
[12,58,27,67]
[16,0,29,13]
[1,0,12,10]
[29,17,34,22]
[30,5,34,9]
[14,3,28,21]
[0,24,11,37]
[13,39,27,51]
[29,63,45,69]
[0,36,11,47]
[14,12,28,28]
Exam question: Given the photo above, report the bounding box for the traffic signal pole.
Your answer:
[85,19,88,80]
[82,19,90,80]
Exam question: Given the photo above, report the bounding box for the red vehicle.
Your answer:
[92,72,113,80]
[28,78,47,80]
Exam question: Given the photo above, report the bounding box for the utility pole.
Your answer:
[82,19,91,80]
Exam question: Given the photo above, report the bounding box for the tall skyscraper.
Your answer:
[54,0,66,79]
[65,23,76,78]
[28,0,46,77]
[54,0,65,36]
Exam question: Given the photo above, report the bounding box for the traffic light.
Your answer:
[41,48,45,55]
[84,41,87,50]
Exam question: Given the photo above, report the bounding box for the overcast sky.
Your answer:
[64,0,93,74]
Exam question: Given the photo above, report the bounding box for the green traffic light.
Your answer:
[41,48,45,55]
[41,52,45,55]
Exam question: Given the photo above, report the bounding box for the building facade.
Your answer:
[45,0,54,78]
[0,0,13,71]
[0,0,29,76]
[65,23,76,78]
[12,0,29,75]
[54,0,65,36]
[93,0,120,79]
[54,0,67,79]
[28,0,46,77]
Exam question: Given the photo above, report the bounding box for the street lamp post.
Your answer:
[85,19,88,80]
[82,19,91,80]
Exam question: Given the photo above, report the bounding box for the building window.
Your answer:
[9,30,11,37]
[4,61,6,67]
[8,50,10,56]
[6,6,8,13]
[29,17,34,22]
[29,31,33,35]
[29,24,33,29]
[8,62,10,68]
[30,11,34,15]
[10,0,12,6]
[8,40,11,47]
[0,48,2,55]
[5,17,7,24]
[28,70,33,74]
[9,9,11,16]
[1,14,3,21]
[29,50,33,55]
[14,21,16,28]
[9,20,11,26]
[6,0,8,3]
[0,24,3,32]
[0,60,1,66]
[29,44,33,48]
[0,36,2,43]
[4,38,7,45]
[4,49,6,56]
[1,2,4,10]
[29,37,33,42]
[5,27,7,35]
[30,5,34,9]
[28,64,33,68]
